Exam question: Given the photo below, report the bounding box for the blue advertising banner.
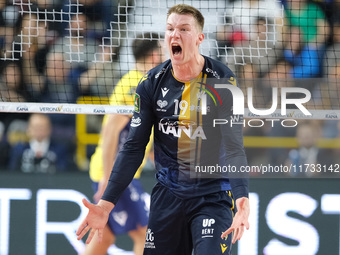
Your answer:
[0,172,339,255]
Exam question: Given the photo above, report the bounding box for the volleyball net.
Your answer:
[0,0,339,116]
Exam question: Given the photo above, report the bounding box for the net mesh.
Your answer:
[0,0,338,116]
[0,0,339,173]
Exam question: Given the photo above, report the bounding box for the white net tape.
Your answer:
[1,102,339,120]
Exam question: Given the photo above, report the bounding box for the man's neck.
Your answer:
[172,54,205,82]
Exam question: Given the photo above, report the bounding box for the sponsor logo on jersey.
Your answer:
[157,100,168,108]
[131,116,142,127]
[134,93,140,113]
[161,87,170,97]
[158,118,207,140]
[155,68,166,78]
[156,100,168,112]
[205,67,220,79]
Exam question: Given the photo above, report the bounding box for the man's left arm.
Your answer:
[217,76,250,242]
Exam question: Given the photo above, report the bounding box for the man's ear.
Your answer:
[197,33,205,46]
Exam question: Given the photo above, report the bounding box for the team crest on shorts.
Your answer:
[144,228,156,249]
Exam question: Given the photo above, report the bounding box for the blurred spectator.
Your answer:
[285,120,335,177]
[0,2,21,62]
[0,61,29,148]
[61,0,117,40]
[218,0,284,48]
[314,22,340,138]
[0,121,10,170]
[283,26,323,79]
[40,39,118,138]
[41,51,77,103]
[39,51,78,140]
[237,60,290,170]
[239,58,293,168]
[284,0,330,46]
[77,44,121,97]
[8,113,74,173]
[227,16,283,77]
[320,63,340,111]
[11,13,51,100]
[323,20,340,79]
[5,119,28,152]
[328,0,340,25]
[42,44,115,101]
[309,15,340,110]
[263,58,292,81]
[17,11,106,102]
[263,58,296,110]
[52,12,102,96]
[53,13,98,66]
[31,0,66,37]
[0,61,26,102]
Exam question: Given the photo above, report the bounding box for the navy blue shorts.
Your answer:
[144,183,234,255]
[92,179,149,235]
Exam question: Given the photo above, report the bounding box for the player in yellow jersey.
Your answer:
[81,33,164,255]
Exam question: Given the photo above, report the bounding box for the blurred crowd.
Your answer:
[0,0,339,176]
[216,0,340,176]
[0,0,128,172]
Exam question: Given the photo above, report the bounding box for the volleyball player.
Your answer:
[77,4,250,255]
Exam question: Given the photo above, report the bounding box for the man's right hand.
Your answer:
[76,199,114,244]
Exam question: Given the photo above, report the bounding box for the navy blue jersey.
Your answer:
[103,56,248,204]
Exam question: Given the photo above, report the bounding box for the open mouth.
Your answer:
[172,44,182,55]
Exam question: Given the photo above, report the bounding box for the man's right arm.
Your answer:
[77,77,154,243]
[93,113,130,202]
[101,77,154,205]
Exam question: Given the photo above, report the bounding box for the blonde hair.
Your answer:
[167,4,204,32]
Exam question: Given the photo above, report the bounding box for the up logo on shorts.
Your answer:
[202,218,215,238]
[202,218,215,227]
